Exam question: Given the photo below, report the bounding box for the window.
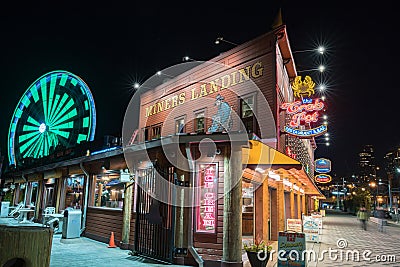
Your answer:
[241,95,255,133]
[144,127,150,141]
[242,96,254,118]
[93,174,124,209]
[27,182,38,207]
[175,117,185,134]
[195,111,205,133]
[151,124,162,139]
[64,176,84,209]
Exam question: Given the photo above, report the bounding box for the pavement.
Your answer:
[50,234,190,267]
[4,211,400,266]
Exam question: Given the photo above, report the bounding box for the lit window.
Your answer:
[175,117,185,134]
[240,95,255,133]
[64,176,84,209]
[93,174,124,209]
[241,96,254,118]
[195,111,205,133]
[152,124,162,139]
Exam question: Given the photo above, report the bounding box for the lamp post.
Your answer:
[369,181,377,210]
[378,180,392,212]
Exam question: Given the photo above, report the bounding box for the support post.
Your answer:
[277,181,285,232]
[254,174,269,241]
[297,191,301,219]
[121,182,133,249]
[222,145,242,266]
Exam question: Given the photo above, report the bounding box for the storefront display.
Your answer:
[94,174,124,209]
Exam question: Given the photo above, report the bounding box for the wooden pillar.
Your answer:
[35,181,44,220]
[290,189,295,219]
[121,182,133,249]
[302,194,306,216]
[97,183,103,207]
[254,174,269,241]
[276,181,285,232]
[297,192,301,219]
[222,145,242,266]
[55,177,63,213]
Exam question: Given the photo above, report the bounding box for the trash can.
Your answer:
[62,209,82,239]
[1,201,10,217]
[0,225,53,267]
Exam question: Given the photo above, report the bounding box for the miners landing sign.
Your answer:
[281,76,327,138]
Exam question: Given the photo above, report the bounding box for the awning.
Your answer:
[242,140,325,198]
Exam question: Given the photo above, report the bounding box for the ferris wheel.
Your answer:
[8,70,96,167]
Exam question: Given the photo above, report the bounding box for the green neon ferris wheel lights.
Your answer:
[8,70,96,167]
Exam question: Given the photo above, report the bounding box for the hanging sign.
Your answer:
[281,76,327,139]
[196,163,218,233]
[315,174,332,183]
[315,158,331,173]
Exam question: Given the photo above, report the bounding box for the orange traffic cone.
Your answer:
[108,231,117,248]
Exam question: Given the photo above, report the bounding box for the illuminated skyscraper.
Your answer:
[358,145,376,184]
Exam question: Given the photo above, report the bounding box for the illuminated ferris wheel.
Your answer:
[8,70,96,167]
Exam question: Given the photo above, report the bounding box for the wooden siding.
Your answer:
[85,207,123,246]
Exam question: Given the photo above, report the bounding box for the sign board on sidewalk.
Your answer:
[278,231,306,267]
[286,219,302,232]
[303,216,320,243]
[1,202,10,217]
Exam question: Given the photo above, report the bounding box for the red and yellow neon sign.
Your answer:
[196,163,217,233]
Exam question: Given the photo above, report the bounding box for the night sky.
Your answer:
[0,1,398,178]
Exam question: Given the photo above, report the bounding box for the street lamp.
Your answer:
[293,46,326,55]
[297,65,326,73]
[215,37,238,46]
[378,180,392,212]
[369,181,377,210]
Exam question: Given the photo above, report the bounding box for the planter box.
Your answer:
[246,251,270,267]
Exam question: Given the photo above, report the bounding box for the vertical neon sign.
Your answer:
[196,163,217,233]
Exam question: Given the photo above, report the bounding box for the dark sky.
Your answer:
[0,1,398,177]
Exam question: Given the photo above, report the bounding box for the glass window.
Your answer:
[27,182,38,207]
[64,176,84,209]
[152,124,162,139]
[241,96,254,118]
[175,117,185,134]
[195,112,205,133]
[17,183,26,204]
[94,174,124,209]
[144,127,150,141]
[241,95,255,133]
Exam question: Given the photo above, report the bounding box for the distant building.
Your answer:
[384,147,400,195]
[358,145,376,184]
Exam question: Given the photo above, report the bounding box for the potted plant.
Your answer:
[243,237,272,267]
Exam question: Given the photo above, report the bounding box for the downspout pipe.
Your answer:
[185,146,204,267]
[80,162,90,235]
[22,174,27,207]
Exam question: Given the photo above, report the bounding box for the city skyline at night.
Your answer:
[0,1,399,177]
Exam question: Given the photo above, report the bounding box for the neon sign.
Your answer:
[196,163,217,233]
[284,125,327,138]
[281,76,327,139]
[315,158,331,173]
[315,174,332,183]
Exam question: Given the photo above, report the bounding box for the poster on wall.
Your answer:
[196,163,218,233]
